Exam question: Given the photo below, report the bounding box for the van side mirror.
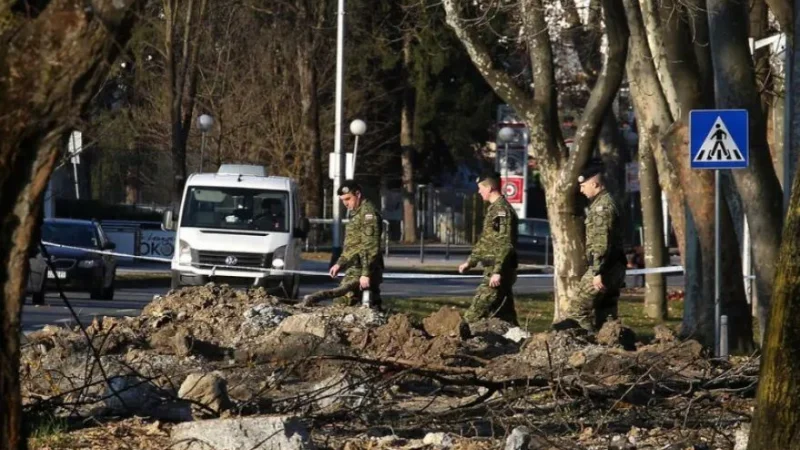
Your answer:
[162,210,175,231]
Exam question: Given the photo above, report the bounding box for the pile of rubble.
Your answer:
[22,284,757,450]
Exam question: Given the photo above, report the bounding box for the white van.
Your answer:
[162,164,308,297]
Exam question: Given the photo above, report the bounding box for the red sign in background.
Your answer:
[501,177,524,203]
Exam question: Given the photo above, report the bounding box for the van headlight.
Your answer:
[178,240,192,264]
[272,245,287,268]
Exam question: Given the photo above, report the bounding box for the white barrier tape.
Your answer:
[40,240,684,280]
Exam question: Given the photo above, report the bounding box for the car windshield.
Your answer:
[180,186,290,232]
[42,222,99,248]
[518,219,550,237]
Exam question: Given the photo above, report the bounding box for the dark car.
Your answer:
[516,218,553,265]
[27,218,117,304]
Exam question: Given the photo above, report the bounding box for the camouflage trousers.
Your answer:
[301,269,382,308]
[464,271,518,326]
[569,263,627,331]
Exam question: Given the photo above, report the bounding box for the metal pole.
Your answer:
[720,315,729,359]
[545,235,550,266]
[662,192,669,245]
[331,0,346,265]
[445,207,451,261]
[199,132,206,172]
[72,159,80,199]
[743,216,752,307]
[350,135,359,179]
[504,143,509,181]
[714,169,721,357]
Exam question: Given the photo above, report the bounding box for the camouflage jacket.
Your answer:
[467,196,518,274]
[336,199,384,277]
[584,189,625,275]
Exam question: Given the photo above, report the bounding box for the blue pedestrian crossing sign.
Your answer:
[690,109,749,169]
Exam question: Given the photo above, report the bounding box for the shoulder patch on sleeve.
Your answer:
[365,213,375,220]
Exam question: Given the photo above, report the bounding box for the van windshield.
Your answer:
[180,186,290,232]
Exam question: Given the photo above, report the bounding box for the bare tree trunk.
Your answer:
[0,2,141,447]
[661,124,754,349]
[296,1,323,219]
[747,163,800,450]
[545,188,586,319]
[638,134,667,319]
[401,30,417,244]
[623,0,672,320]
[164,0,209,204]
[708,0,784,340]
[443,0,628,315]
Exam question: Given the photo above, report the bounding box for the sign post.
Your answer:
[689,109,749,357]
[496,125,529,218]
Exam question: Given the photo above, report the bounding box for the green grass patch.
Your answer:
[385,292,684,341]
[26,413,71,448]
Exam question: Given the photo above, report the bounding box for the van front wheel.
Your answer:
[283,275,299,299]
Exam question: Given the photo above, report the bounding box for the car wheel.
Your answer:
[31,291,45,305]
[283,274,300,299]
[101,278,115,301]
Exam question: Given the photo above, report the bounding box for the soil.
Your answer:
[22,283,757,450]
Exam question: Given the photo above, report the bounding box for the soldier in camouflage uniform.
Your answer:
[569,159,627,331]
[301,180,384,308]
[458,172,519,325]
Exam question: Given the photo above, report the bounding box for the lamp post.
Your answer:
[331,0,348,266]
[498,126,515,184]
[197,114,214,172]
[348,119,367,179]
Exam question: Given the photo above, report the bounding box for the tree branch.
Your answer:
[561,0,629,189]
[442,0,534,119]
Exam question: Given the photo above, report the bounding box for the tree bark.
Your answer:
[443,0,628,316]
[401,30,417,244]
[165,0,209,204]
[661,123,754,350]
[747,162,800,450]
[622,0,672,320]
[638,133,667,319]
[0,2,141,447]
[296,0,323,219]
[708,0,784,340]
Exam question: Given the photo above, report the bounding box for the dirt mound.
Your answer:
[21,283,758,450]
[351,314,462,366]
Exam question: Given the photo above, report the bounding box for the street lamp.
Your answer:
[348,119,367,179]
[498,126,515,183]
[197,114,214,172]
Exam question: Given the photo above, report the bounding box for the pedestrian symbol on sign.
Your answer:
[693,117,744,163]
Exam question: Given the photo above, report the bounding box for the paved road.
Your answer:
[21,273,684,334]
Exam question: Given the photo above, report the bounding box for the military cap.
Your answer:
[476,170,502,185]
[337,180,362,195]
[578,158,605,183]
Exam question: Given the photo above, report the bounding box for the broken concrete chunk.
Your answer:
[503,327,531,343]
[170,415,314,450]
[423,431,454,448]
[423,307,471,340]
[275,313,329,339]
[178,372,233,418]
